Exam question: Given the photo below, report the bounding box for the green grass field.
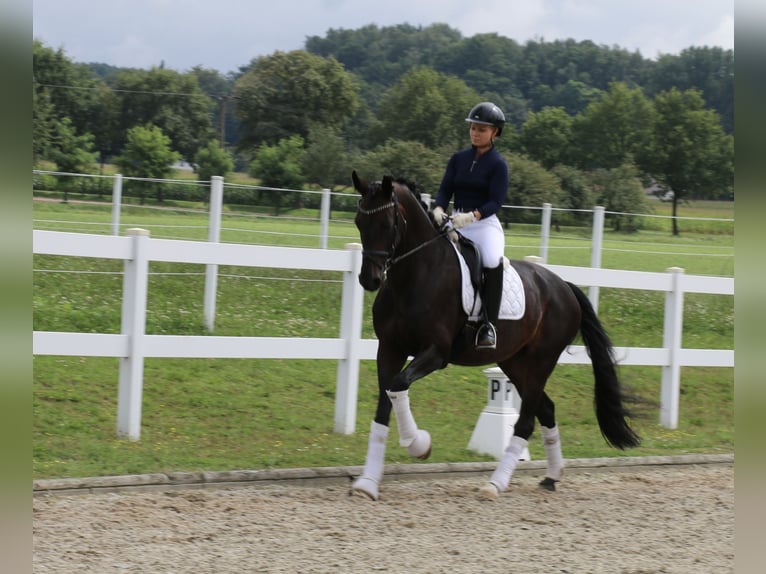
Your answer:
[32,196,734,480]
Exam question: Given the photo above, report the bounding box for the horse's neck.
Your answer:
[398,193,436,246]
[392,198,451,279]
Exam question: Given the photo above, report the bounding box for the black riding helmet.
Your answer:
[465,102,506,136]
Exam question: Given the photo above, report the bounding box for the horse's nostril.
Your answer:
[358,272,381,292]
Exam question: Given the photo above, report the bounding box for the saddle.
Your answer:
[449,232,526,322]
[454,233,483,294]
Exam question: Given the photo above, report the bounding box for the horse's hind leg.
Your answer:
[480,353,558,499]
[537,391,564,491]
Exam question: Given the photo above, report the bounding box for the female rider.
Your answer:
[432,102,509,350]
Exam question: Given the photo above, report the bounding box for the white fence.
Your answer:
[33,229,734,441]
[32,171,735,277]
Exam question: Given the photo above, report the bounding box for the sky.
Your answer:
[32,0,734,73]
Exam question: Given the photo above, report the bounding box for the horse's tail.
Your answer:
[567,282,641,449]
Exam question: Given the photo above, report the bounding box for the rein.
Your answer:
[358,191,450,275]
[387,230,450,268]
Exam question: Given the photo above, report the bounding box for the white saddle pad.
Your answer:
[450,242,525,321]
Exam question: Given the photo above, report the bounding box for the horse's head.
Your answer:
[353,170,400,291]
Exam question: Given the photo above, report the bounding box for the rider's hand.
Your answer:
[432,206,447,226]
[452,211,476,229]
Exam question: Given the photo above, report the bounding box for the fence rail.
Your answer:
[33,229,733,441]
[33,171,734,270]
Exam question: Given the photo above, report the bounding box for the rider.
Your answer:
[432,102,509,350]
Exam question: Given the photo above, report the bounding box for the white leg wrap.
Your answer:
[489,436,529,493]
[386,390,419,447]
[352,421,389,500]
[541,425,564,481]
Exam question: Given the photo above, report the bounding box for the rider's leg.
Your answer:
[476,260,503,349]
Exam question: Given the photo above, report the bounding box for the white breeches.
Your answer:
[457,214,505,267]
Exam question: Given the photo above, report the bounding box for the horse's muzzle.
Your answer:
[358,260,383,291]
[358,271,382,292]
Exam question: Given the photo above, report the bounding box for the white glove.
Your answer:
[432,206,447,226]
[452,211,476,229]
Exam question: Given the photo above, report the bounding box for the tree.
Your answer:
[189,66,239,147]
[644,88,734,235]
[33,89,57,165]
[571,82,654,171]
[544,80,603,115]
[647,47,734,133]
[48,117,98,173]
[587,162,648,231]
[301,125,349,189]
[47,117,99,201]
[112,67,215,161]
[516,106,574,169]
[372,66,480,151]
[194,140,234,182]
[551,164,594,226]
[234,51,359,149]
[249,136,305,214]
[307,23,466,89]
[353,139,445,194]
[504,154,564,226]
[115,124,180,204]
[33,41,103,139]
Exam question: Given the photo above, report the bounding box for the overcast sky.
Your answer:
[32,0,733,73]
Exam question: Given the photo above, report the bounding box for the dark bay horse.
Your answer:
[350,171,640,500]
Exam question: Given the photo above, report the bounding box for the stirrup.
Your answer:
[475,322,497,349]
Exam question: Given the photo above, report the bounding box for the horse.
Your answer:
[349,171,640,500]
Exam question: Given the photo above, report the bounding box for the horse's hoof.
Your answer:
[407,429,432,460]
[478,482,500,500]
[539,477,558,492]
[350,476,379,501]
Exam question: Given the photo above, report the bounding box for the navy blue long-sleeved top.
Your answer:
[434,145,509,219]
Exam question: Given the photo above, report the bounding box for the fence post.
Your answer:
[589,206,605,311]
[540,202,552,263]
[334,243,365,434]
[204,176,224,331]
[111,174,123,236]
[117,228,150,440]
[320,188,331,249]
[660,266,685,429]
[468,367,531,460]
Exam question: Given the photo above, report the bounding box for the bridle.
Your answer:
[357,190,402,274]
[357,188,449,276]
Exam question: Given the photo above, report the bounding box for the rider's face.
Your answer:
[469,123,497,150]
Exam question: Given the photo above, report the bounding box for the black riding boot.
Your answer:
[475,262,504,350]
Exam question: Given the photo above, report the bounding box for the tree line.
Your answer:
[33,23,734,234]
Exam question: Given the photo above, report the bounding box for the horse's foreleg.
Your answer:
[386,389,431,459]
[352,350,404,500]
[385,345,448,460]
[352,420,389,500]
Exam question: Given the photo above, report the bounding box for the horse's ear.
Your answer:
[352,170,365,195]
[381,175,393,194]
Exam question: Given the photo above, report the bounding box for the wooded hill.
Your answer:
[33,23,733,230]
